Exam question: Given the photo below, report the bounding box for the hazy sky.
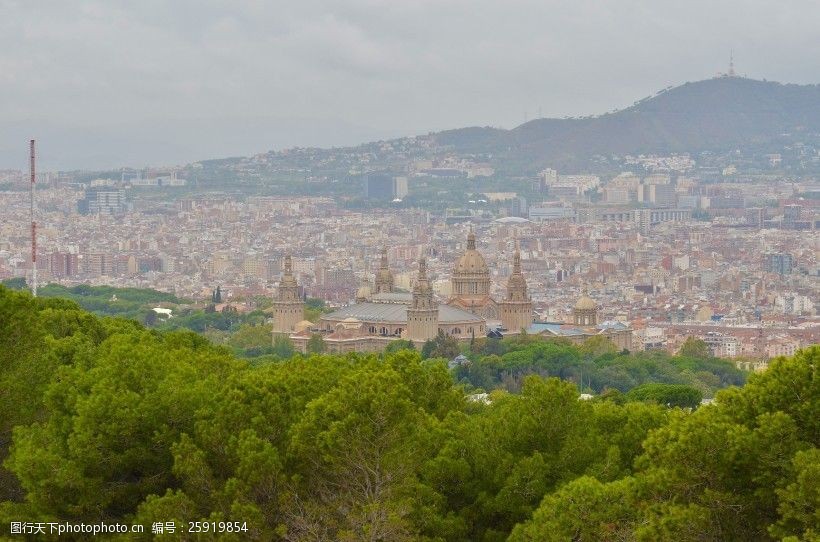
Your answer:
[2,0,819,170]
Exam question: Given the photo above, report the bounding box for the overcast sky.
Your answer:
[1,0,819,170]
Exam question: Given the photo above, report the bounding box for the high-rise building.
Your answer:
[648,184,677,207]
[242,257,267,279]
[49,252,79,278]
[764,253,793,275]
[709,192,745,209]
[510,196,528,218]
[783,204,802,229]
[138,256,163,273]
[82,253,114,276]
[362,173,408,200]
[746,207,766,228]
[393,176,409,199]
[634,209,652,234]
[77,187,127,215]
[538,168,558,193]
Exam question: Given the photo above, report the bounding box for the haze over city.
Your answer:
[2,0,820,169]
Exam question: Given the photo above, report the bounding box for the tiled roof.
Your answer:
[526,322,588,336]
[370,292,413,303]
[323,301,483,324]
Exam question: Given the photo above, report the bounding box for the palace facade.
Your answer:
[273,230,630,353]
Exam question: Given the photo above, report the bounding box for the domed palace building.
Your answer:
[275,230,535,353]
[527,287,633,351]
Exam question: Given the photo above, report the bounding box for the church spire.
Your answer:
[407,254,438,342]
[417,256,428,283]
[500,239,532,332]
[412,255,434,307]
[505,240,527,301]
[374,246,394,294]
[280,254,298,289]
[513,239,521,275]
[467,225,476,250]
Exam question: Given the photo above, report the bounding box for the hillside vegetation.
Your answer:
[0,285,817,541]
[435,77,820,171]
[1,279,183,320]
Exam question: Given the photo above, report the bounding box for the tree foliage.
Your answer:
[514,347,819,542]
[421,330,461,360]
[306,333,326,354]
[0,282,184,320]
[679,336,712,359]
[455,335,745,397]
[625,383,703,409]
[0,285,817,541]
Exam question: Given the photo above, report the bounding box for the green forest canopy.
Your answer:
[1,279,183,320]
[0,285,817,541]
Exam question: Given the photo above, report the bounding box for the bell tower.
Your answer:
[406,256,439,342]
[373,247,394,294]
[272,255,304,337]
[500,241,533,332]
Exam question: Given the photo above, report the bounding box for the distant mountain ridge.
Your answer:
[433,77,820,171]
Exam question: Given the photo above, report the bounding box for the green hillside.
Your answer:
[435,77,820,171]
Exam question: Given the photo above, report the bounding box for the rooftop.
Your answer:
[323,301,484,324]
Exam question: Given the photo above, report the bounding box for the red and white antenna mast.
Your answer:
[30,139,37,297]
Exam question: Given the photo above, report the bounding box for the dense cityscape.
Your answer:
[2,138,817,366]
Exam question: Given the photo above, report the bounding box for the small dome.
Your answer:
[295,320,314,332]
[575,293,596,311]
[337,317,364,331]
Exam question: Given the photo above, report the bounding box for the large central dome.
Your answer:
[450,228,492,300]
[453,230,490,275]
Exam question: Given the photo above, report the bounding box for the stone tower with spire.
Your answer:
[373,247,394,294]
[272,255,304,337]
[500,241,533,332]
[406,256,439,342]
